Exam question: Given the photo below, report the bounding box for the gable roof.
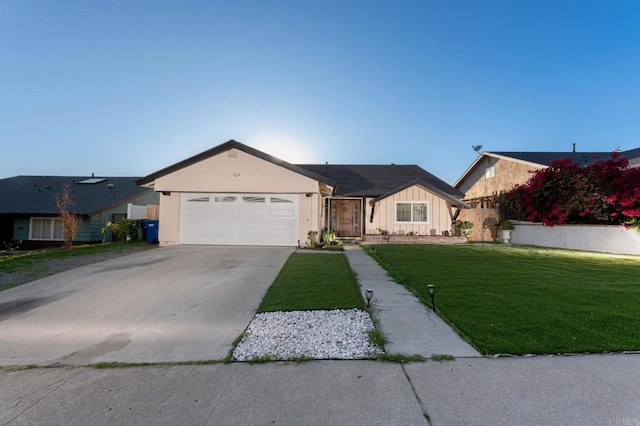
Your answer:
[0,176,151,216]
[624,147,640,165]
[136,139,465,206]
[372,178,470,207]
[136,139,335,187]
[297,164,465,200]
[455,148,640,188]
[489,151,613,167]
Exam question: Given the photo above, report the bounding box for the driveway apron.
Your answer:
[0,246,293,366]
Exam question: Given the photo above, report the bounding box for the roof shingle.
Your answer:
[0,176,150,215]
[297,164,464,198]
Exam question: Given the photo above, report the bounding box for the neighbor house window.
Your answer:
[30,218,64,240]
[485,166,495,178]
[395,202,428,223]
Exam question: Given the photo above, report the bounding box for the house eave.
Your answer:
[136,140,336,188]
[454,152,545,189]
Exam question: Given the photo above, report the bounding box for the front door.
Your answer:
[331,199,361,237]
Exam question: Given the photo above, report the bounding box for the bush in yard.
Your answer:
[107,219,137,241]
[503,151,640,231]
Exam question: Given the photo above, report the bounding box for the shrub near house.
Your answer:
[502,152,640,231]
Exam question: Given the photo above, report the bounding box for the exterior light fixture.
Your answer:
[427,284,435,312]
[365,289,373,308]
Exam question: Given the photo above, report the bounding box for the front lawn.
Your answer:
[257,252,365,312]
[366,244,640,355]
[0,242,155,290]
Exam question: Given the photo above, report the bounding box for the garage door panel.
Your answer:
[241,233,269,245]
[270,208,295,218]
[268,234,296,245]
[181,193,298,246]
[244,208,269,218]
[269,220,296,231]
[243,220,269,231]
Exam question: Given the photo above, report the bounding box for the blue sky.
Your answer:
[1,1,639,184]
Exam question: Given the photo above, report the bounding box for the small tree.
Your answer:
[54,184,80,249]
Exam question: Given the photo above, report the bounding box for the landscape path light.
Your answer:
[427,284,435,312]
[365,289,373,308]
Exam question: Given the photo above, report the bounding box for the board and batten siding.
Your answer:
[365,185,455,236]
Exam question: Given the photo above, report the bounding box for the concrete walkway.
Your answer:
[344,244,481,358]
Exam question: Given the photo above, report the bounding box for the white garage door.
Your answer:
[180,193,299,246]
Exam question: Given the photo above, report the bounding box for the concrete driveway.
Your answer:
[0,246,293,366]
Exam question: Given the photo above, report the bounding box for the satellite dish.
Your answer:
[472,145,483,153]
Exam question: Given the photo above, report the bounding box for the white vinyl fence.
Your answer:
[127,203,149,220]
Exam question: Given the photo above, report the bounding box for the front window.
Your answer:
[396,202,429,223]
[485,166,495,178]
[30,218,64,240]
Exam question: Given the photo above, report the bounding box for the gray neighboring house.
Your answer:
[0,175,159,249]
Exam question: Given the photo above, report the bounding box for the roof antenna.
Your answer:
[472,145,483,155]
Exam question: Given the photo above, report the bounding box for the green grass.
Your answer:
[366,244,640,355]
[257,253,365,312]
[91,360,221,369]
[0,242,151,273]
[431,354,455,362]
[375,353,426,363]
[0,242,156,291]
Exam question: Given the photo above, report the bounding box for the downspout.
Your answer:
[450,206,463,236]
[452,206,462,226]
[369,200,375,224]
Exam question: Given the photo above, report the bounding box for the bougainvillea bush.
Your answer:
[502,152,640,231]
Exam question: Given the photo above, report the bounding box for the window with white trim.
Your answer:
[395,202,429,223]
[30,218,64,240]
[485,166,495,178]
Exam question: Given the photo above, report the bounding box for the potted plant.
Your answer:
[457,220,473,237]
[497,220,514,244]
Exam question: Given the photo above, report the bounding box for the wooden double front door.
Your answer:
[330,199,362,238]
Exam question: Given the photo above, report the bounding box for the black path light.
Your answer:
[365,289,373,308]
[427,284,435,312]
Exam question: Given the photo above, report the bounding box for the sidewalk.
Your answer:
[344,243,481,358]
[3,355,638,425]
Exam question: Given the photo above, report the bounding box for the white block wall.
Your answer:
[510,222,640,255]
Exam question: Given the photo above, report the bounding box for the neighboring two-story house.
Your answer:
[454,147,640,241]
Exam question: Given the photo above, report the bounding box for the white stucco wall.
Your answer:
[510,222,640,255]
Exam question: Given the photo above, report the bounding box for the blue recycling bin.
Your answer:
[144,220,159,244]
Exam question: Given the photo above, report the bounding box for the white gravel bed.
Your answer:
[232,309,383,361]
